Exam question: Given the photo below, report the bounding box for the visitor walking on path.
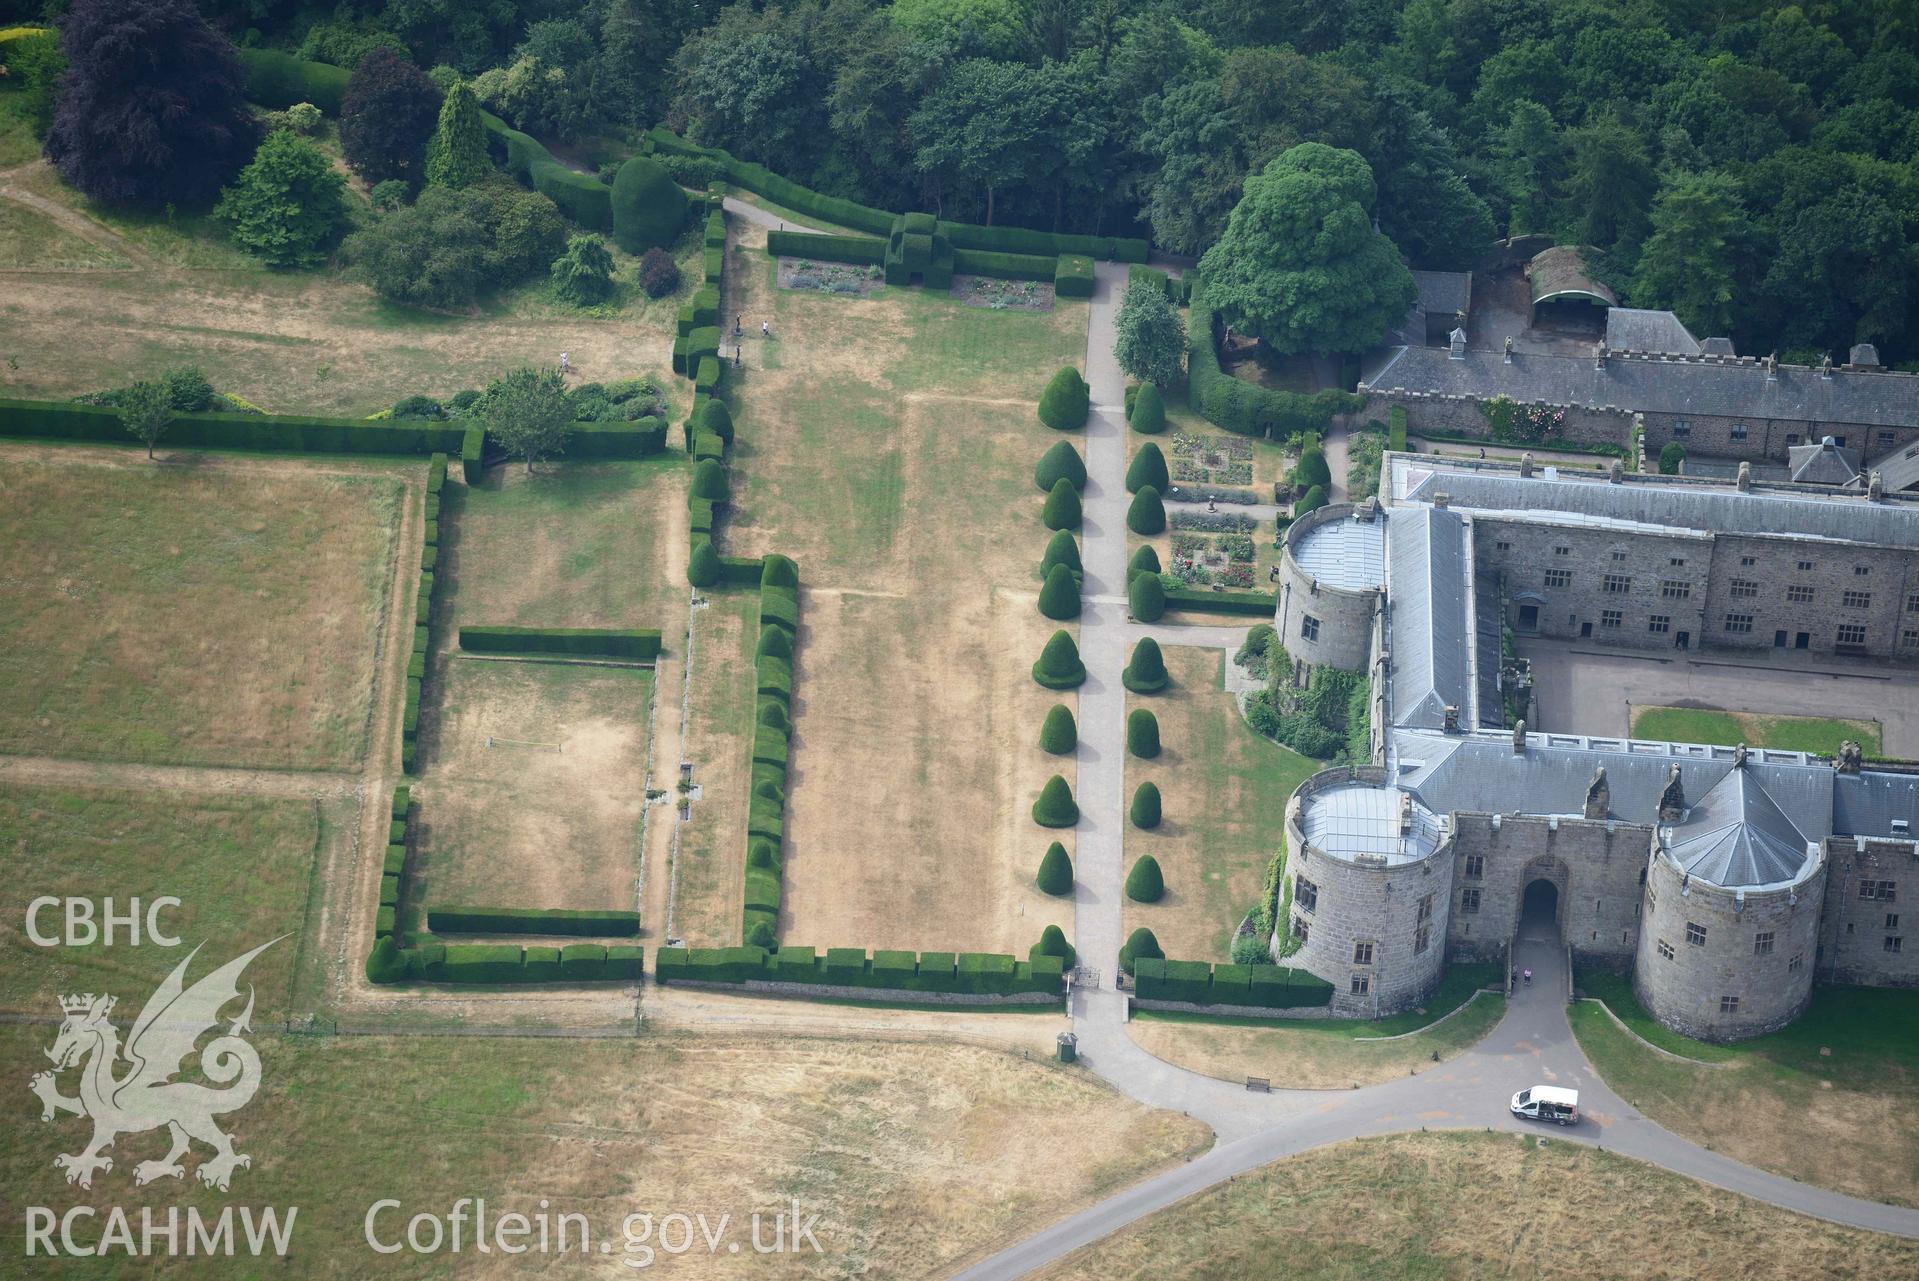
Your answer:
[762,320,770,338]
[559,351,570,375]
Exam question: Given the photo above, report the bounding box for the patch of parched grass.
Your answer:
[1037,1131,1919,1281]
[0,194,130,269]
[15,159,256,271]
[0,784,323,1020]
[1629,704,1881,756]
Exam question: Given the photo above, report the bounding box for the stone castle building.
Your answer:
[1271,454,1919,1040]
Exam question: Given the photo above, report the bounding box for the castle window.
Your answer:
[1416,893,1434,924]
[1292,916,1309,944]
[1668,557,1686,567]
[1837,624,1867,646]
[1545,569,1572,589]
[1657,939,1674,960]
[1907,593,1919,613]
[1686,922,1707,946]
[1353,941,1374,965]
[1661,580,1691,599]
[1855,565,1871,576]
[1788,954,1803,973]
[1464,854,1484,879]
[1880,431,1897,447]
[1649,615,1670,634]
[1741,556,1757,567]
[1351,974,1370,995]
[1903,630,1919,649]
[1785,433,1801,445]
[1787,585,1814,604]
[1887,914,1900,930]
[1730,424,1748,440]
[1843,590,1872,610]
[1553,545,1571,556]
[1723,613,1753,634]
[1888,937,1904,954]
[1720,995,1740,1013]
[1415,925,1431,954]
[1295,875,1319,912]
[1754,931,1774,955]
[1301,615,1321,642]
[1495,540,1512,551]
[1730,579,1758,599]
[1799,561,1815,571]
[1601,610,1622,629]
[1611,551,1628,562]
[1860,880,1897,901]
[1461,888,1481,914]
[1603,574,1631,594]
[1672,421,1691,437]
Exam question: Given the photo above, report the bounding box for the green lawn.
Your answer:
[1573,970,1919,1205]
[1629,705,1881,756]
[0,87,44,168]
[0,784,330,1020]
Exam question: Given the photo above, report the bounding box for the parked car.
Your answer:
[1511,1085,1578,1126]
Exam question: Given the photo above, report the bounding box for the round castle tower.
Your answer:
[1275,502,1384,674]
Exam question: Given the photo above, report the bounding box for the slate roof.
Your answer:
[1788,438,1862,485]
[1413,270,1472,319]
[1869,438,1919,493]
[1527,246,1616,307]
[1360,343,1919,430]
[1385,506,1473,730]
[1606,308,1701,356]
[1395,460,1919,547]
[1294,510,1386,590]
[1666,767,1816,889]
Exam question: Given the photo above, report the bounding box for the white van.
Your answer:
[1510,1085,1578,1126]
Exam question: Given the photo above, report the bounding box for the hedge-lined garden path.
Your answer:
[967,260,1919,1280]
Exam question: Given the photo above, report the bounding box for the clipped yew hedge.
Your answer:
[1133,957,1333,1009]
[654,944,1063,996]
[427,906,642,936]
[1163,586,1279,616]
[458,627,662,662]
[1054,254,1095,298]
[1034,629,1087,689]
[367,942,643,984]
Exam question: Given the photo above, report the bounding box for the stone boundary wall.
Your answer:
[1361,388,1635,450]
[1132,997,1343,1020]
[665,978,1062,1006]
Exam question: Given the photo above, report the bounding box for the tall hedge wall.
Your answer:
[0,398,466,455]
[458,627,663,661]
[951,248,1059,281]
[1133,957,1333,1008]
[427,906,643,936]
[1185,275,1367,439]
[238,49,349,114]
[370,942,643,984]
[481,111,613,232]
[655,945,1063,996]
[766,231,886,265]
[1161,586,1280,616]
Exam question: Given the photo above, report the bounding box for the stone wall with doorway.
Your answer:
[1446,812,1649,967]
[1472,516,1710,650]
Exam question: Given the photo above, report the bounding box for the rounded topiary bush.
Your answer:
[1123,636,1169,693]
[691,458,730,502]
[1125,853,1164,901]
[1035,439,1087,492]
[753,776,784,803]
[1129,382,1166,434]
[1128,544,1161,582]
[1659,441,1686,474]
[1042,477,1082,530]
[747,837,780,870]
[700,398,735,444]
[745,919,777,949]
[1032,923,1076,968]
[1128,570,1165,622]
[1295,483,1328,515]
[1038,366,1090,430]
[1130,781,1162,829]
[1119,926,1162,973]
[758,625,793,659]
[1041,529,1082,578]
[1036,840,1073,895]
[1038,562,1081,620]
[1033,629,1087,689]
[365,936,404,984]
[610,155,688,254]
[688,538,721,587]
[1126,442,1169,494]
[761,553,799,590]
[1039,703,1077,754]
[1294,441,1331,489]
[1126,484,1165,535]
[1032,774,1079,827]
[758,700,790,733]
[1127,708,1161,758]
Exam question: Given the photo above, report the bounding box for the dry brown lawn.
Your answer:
[713,222,1088,955]
[413,660,651,914]
[670,591,759,946]
[0,1025,1211,1278]
[0,447,402,770]
[1039,1130,1919,1280]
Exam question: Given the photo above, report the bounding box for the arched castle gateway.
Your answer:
[1267,455,1919,1042]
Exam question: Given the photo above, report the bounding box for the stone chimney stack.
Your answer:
[1512,719,1528,753]
[1657,765,1687,822]
[1584,767,1610,820]
[1432,491,1450,508]
[1399,790,1414,834]
[1766,353,1778,382]
[1836,740,1863,774]
[1609,459,1624,484]
[1449,327,1467,360]
[1737,461,1752,492]
[1820,354,1834,380]
[1868,471,1884,502]
[1849,343,1881,371]
[1519,452,1536,479]
[1734,743,1748,769]
[1443,704,1460,733]
[1594,341,1608,371]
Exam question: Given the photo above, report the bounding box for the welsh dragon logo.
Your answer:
[30,939,280,1192]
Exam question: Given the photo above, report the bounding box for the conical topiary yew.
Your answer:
[1125,853,1164,901]
[1126,484,1165,535]
[1032,923,1076,968]
[1128,569,1165,622]
[1130,781,1162,829]
[1035,439,1087,492]
[1041,529,1083,578]
[1034,629,1088,689]
[700,397,735,444]
[1032,774,1079,827]
[1123,636,1169,693]
[1042,477,1082,530]
[1294,441,1331,489]
[691,457,729,502]
[1128,543,1161,582]
[1036,841,1074,895]
[688,537,721,587]
[1126,442,1169,494]
[1038,562,1081,620]
[1127,708,1161,758]
[1039,703,1077,754]
[1037,366,1090,430]
[1129,382,1166,434]
[1119,925,1162,973]
[757,625,793,659]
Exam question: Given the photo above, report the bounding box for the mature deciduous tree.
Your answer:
[119,380,172,459]
[483,366,572,473]
[1114,281,1185,388]
[214,130,351,269]
[1630,173,1749,339]
[341,47,442,188]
